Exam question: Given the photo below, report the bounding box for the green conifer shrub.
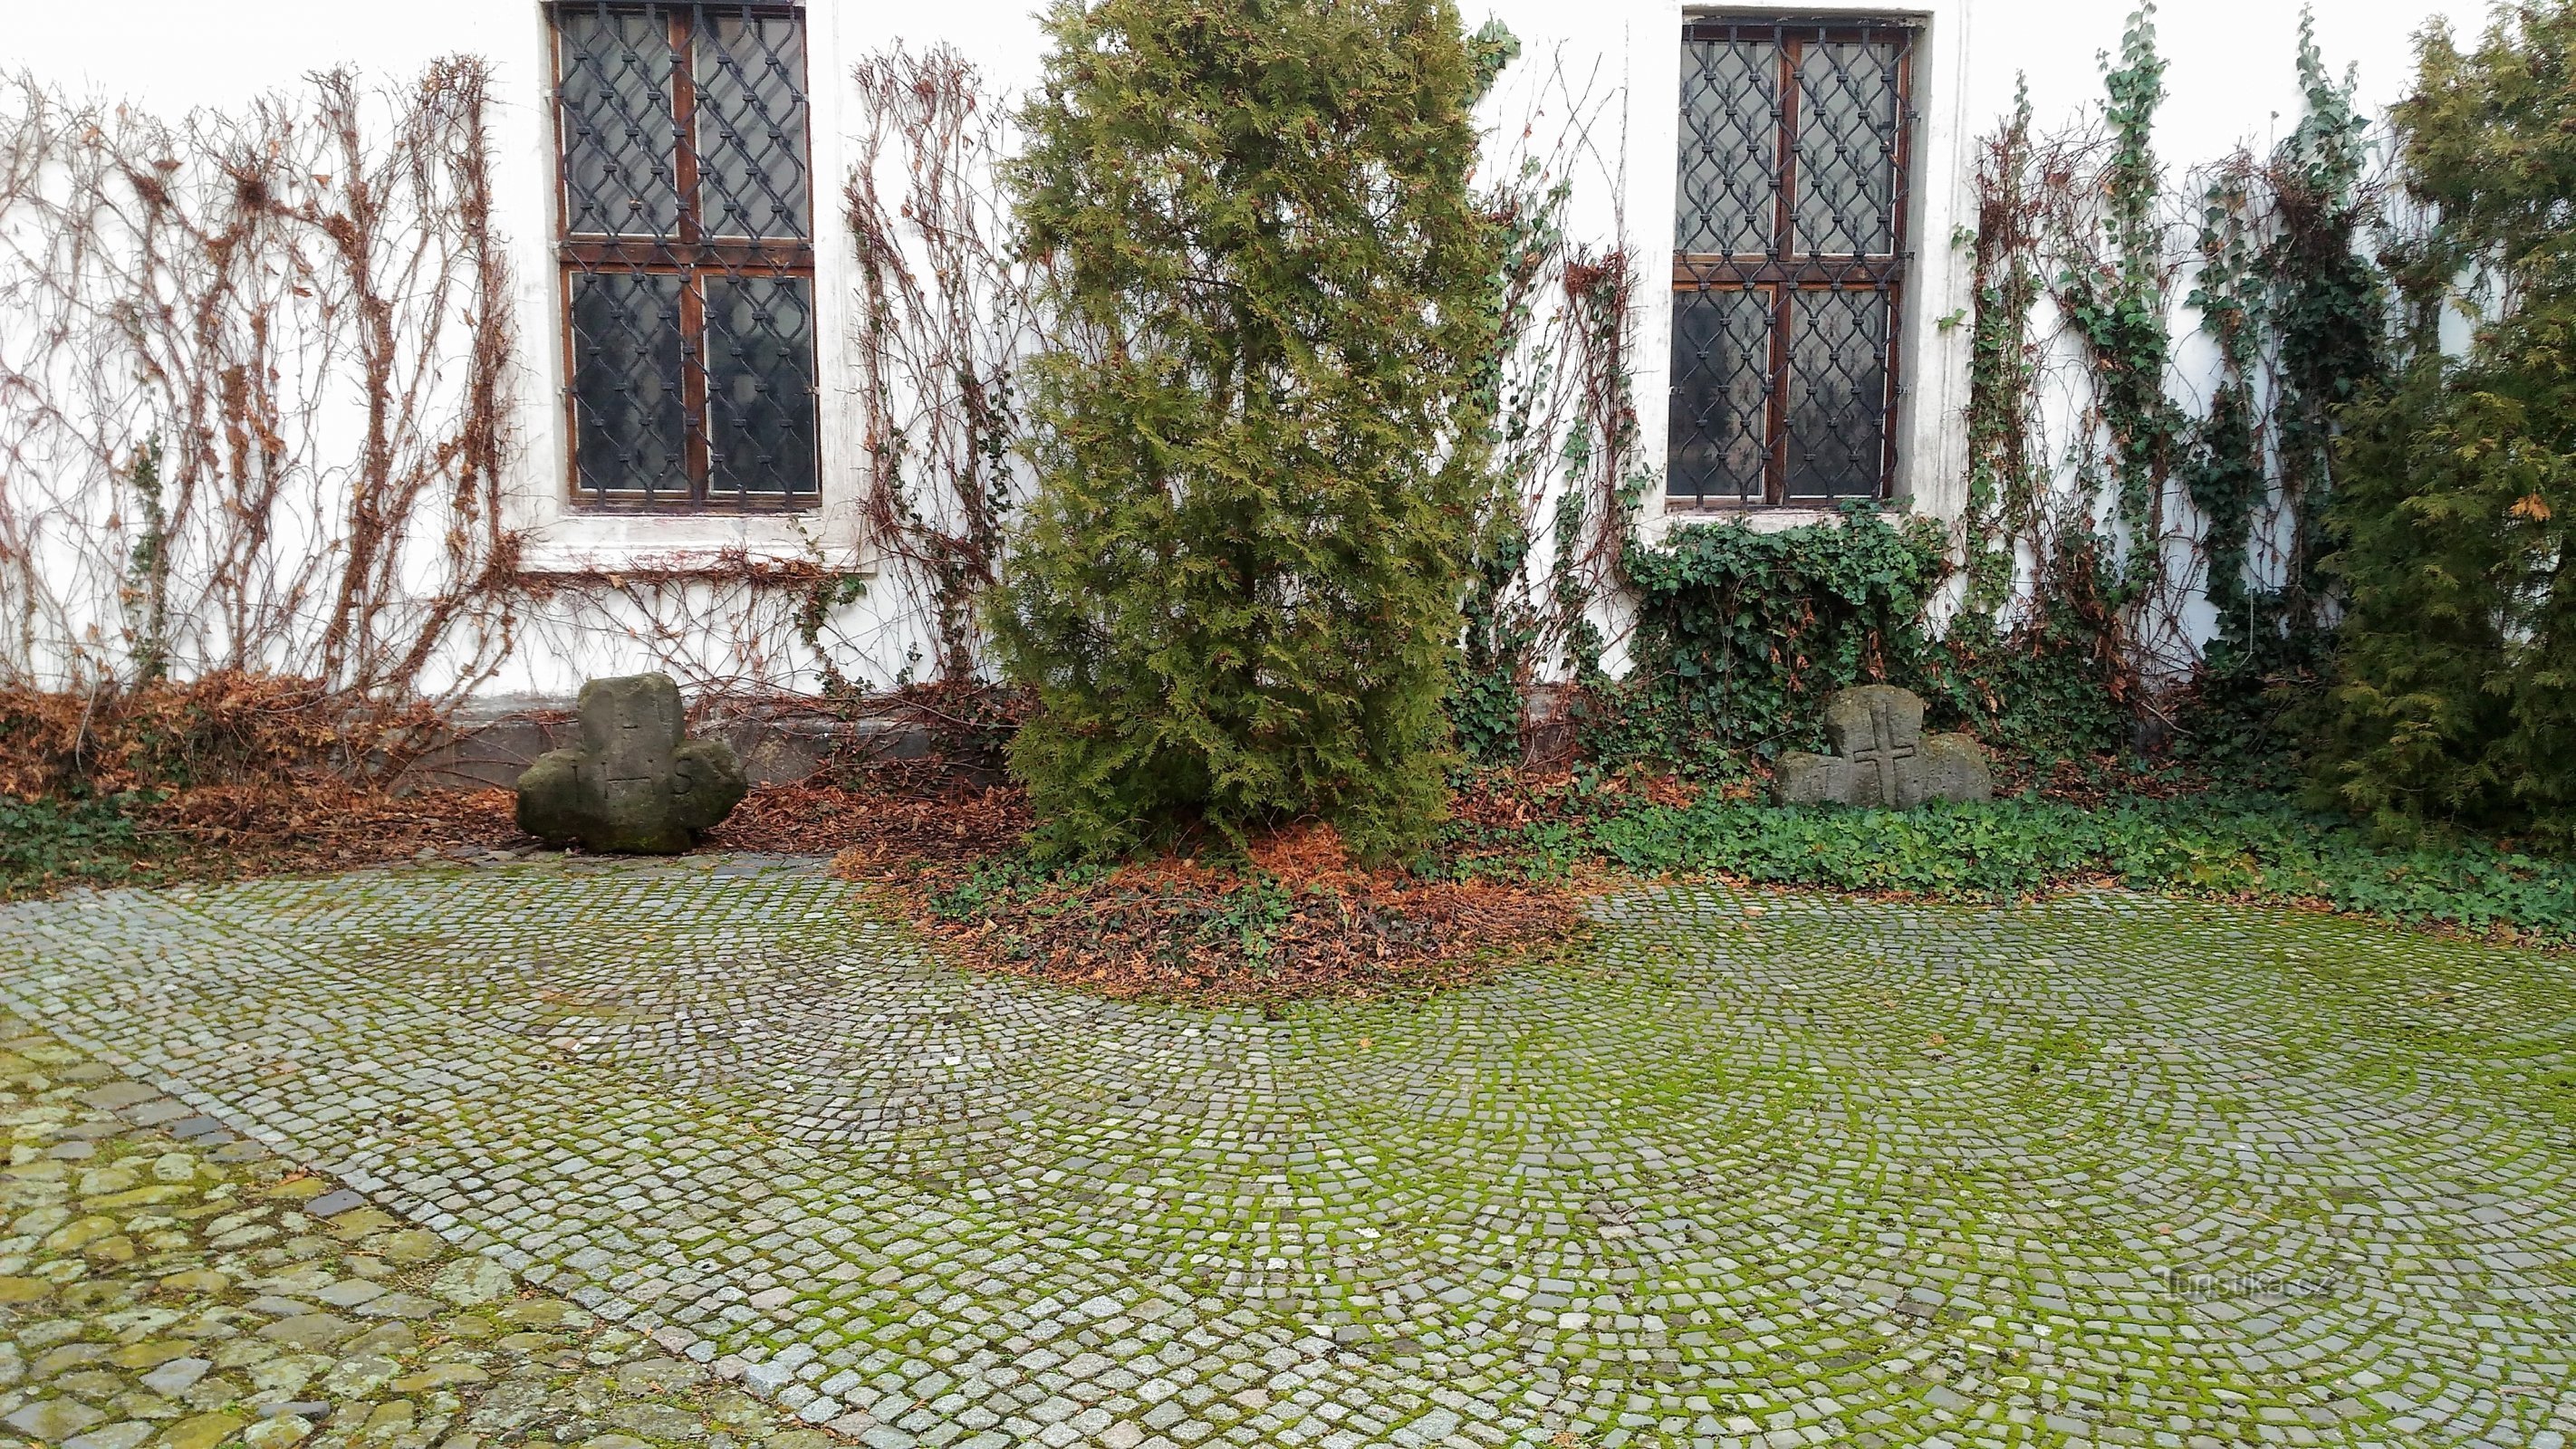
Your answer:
[995,0,1505,859]
[2312,2,2576,847]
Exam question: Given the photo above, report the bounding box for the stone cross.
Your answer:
[515,674,749,854]
[1841,686,1926,810]
[1773,685,1993,809]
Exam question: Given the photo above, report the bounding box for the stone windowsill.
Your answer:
[511,506,875,578]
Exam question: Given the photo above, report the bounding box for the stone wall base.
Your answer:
[389,697,944,796]
[396,684,1590,796]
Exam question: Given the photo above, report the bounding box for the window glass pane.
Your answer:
[697,14,811,240]
[1795,40,1902,257]
[1668,286,1773,504]
[1676,37,1778,257]
[571,273,688,501]
[558,9,680,239]
[1783,288,1889,500]
[706,276,819,500]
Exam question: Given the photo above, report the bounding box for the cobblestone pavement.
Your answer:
[0,1010,855,1449]
[3,856,2573,1449]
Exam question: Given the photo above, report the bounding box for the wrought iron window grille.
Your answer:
[549,1,820,513]
[1669,17,1918,507]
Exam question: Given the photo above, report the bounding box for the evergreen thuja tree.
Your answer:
[2312,2,2576,846]
[995,0,1505,859]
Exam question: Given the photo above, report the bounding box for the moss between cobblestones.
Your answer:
[8,861,2576,1445]
[0,1015,842,1449]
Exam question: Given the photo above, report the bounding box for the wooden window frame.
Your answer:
[547,1,820,514]
[1671,17,1918,508]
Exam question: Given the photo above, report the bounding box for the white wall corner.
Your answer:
[1897,0,1975,529]
[1627,2,1683,535]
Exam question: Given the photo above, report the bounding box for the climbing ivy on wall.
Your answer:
[1600,507,1952,773]
[2182,156,2265,642]
[1946,72,2137,761]
[2265,16,2381,629]
[1934,20,2185,761]
[2177,14,2383,771]
[2063,3,2183,635]
[1917,4,2389,769]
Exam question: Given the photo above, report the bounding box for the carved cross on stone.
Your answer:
[1843,687,1926,810]
[514,674,749,854]
[1773,685,1994,810]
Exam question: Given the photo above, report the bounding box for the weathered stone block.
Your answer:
[514,675,747,854]
[1920,731,1995,803]
[1773,685,1994,809]
[1773,752,1852,807]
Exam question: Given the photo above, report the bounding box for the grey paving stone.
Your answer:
[61,1423,154,1449]
[77,1080,160,1110]
[1,862,2571,1447]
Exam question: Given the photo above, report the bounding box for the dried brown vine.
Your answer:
[845,43,1035,687]
[0,62,521,724]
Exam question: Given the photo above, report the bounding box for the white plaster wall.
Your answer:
[0,0,2504,700]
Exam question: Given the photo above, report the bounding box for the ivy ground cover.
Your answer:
[1573,792,2576,945]
[4,855,2571,1447]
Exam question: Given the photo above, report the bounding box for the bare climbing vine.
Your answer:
[1962,83,2044,622]
[845,43,1037,689]
[0,62,521,714]
[1454,43,1642,760]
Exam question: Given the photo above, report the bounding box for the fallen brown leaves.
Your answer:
[1994,751,2206,808]
[1451,765,1712,827]
[150,784,524,875]
[0,676,1033,881]
[0,672,408,800]
[1,675,527,880]
[133,769,1037,884]
[835,820,1584,1005]
[7,679,1581,1003]
[706,760,1030,861]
